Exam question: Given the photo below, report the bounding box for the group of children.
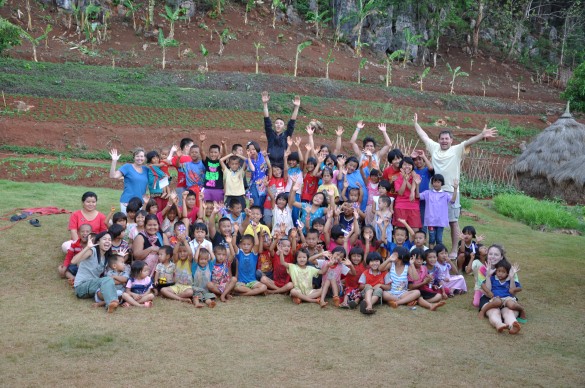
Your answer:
[62,92,526,333]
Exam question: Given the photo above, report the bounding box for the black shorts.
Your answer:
[420,290,439,300]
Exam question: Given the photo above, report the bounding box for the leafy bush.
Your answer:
[460,175,522,199]
[561,61,585,113]
[493,194,583,231]
[0,18,22,55]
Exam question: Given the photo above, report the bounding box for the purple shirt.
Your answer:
[419,190,452,227]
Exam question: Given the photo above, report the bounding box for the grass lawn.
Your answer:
[0,180,583,386]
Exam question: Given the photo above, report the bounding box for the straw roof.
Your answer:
[512,103,585,204]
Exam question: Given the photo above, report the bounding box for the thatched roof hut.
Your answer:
[511,103,585,205]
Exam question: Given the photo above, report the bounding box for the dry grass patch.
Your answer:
[0,181,584,386]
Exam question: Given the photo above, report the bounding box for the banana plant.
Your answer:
[307,3,331,39]
[385,49,404,87]
[294,40,311,77]
[158,29,178,69]
[123,0,142,31]
[200,43,209,72]
[419,67,430,91]
[319,48,335,79]
[271,0,286,29]
[244,0,255,25]
[20,24,52,62]
[402,27,423,68]
[357,57,367,84]
[447,63,469,94]
[254,42,264,74]
[159,5,185,39]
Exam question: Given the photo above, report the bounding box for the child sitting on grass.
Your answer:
[231,226,268,296]
[434,244,467,296]
[457,225,485,273]
[94,251,130,308]
[122,261,155,308]
[160,237,194,303]
[59,224,92,286]
[358,252,391,315]
[191,246,217,308]
[479,259,525,326]
[154,245,175,295]
[407,248,446,311]
[208,244,238,302]
[278,248,328,305]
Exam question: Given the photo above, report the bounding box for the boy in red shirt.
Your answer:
[358,252,391,314]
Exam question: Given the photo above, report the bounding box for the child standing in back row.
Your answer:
[419,175,458,248]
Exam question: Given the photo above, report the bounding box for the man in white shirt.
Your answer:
[414,113,497,259]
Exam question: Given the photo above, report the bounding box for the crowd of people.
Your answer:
[60,91,525,334]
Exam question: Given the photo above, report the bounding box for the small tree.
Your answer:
[561,61,585,113]
[402,27,423,68]
[294,40,311,77]
[123,0,141,32]
[0,18,22,55]
[271,0,286,29]
[25,0,32,30]
[145,0,155,31]
[307,3,331,40]
[200,43,209,72]
[357,58,367,84]
[385,49,404,87]
[419,67,430,91]
[342,0,384,57]
[319,49,335,79]
[20,24,52,62]
[160,5,184,39]
[158,29,178,69]
[446,63,469,94]
[244,0,255,25]
[254,42,264,74]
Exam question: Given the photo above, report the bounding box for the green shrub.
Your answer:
[561,61,585,113]
[0,18,22,55]
[493,194,583,231]
[460,175,522,199]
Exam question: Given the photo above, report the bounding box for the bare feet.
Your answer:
[497,325,506,333]
[144,301,153,308]
[179,297,193,303]
[407,300,418,307]
[387,300,398,308]
[292,297,302,305]
[430,301,446,311]
[121,302,131,308]
[92,302,105,308]
[107,301,119,313]
[208,300,216,308]
[478,309,486,319]
[320,300,329,308]
[509,321,521,335]
[332,296,340,307]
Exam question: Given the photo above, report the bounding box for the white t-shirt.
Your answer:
[189,239,213,258]
[423,138,467,192]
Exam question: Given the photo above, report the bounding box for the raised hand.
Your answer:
[199,132,206,142]
[398,218,407,226]
[292,95,301,107]
[305,125,314,136]
[287,136,293,148]
[413,173,422,185]
[356,120,365,130]
[86,237,98,249]
[170,145,178,153]
[225,234,232,244]
[476,234,486,243]
[294,137,302,147]
[109,149,120,161]
[261,91,270,104]
[342,258,352,267]
[304,143,313,152]
[343,178,349,189]
[482,124,498,139]
[335,126,344,137]
[116,247,129,257]
[510,263,520,278]
[378,123,387,132]
[452,178,459,188]
[233,223,240,235]
[413,113,418,124]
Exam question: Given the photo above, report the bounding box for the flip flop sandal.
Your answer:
[348,301,358,309]
[10,213,28,222]
[359,300,368,314]
[29,219,41,227]
[365,308,376,315]
[516,317,527,324]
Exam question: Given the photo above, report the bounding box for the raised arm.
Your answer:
[398,218,415,241]
[199,132,207,160]
[288,178,303,209]
[219,152,231,172]
[71,239,97,265]
[464,123,498,147]
[290,95,300,121]
[413,113,431,144]
[380,251,397,272]
[333,126,344,155]
[377,123,393,158]
[109,149,123,179]
[278,249,290,269]
[262,91,270,118]
[407,257,419,281]
[349,121,365,158]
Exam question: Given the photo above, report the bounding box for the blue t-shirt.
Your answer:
[488,275,521,298]
[249,153,268,190]
[344,170,368,211]
[181,160,205,189]
[236,250,258,283]
[119,164,148,203]
[414,166,433,195]
[384,240,413,253]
